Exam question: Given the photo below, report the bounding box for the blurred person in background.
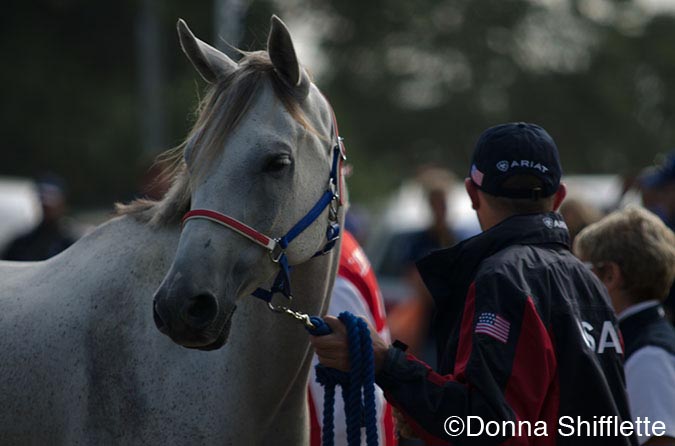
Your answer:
[388,185,457,377]
[638,152,675,324]
[575,206,675,445]
[1,176,76,261]
[639,152,675,231]
[308,229,397,446]
[559,197,603,245]
[405,187,455,263]
[344,203,372,246]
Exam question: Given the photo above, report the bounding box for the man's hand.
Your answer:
[309,315,389,373]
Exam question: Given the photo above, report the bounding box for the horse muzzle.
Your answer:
[152,282,237,349]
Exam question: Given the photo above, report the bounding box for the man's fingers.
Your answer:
[317,357,350,372]
[309,315,352,371]
[309,336,351,372]
[310,314,384,373]
[322,315,347,335]
[310,338,348,355]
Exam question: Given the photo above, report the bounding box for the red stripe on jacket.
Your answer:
[503,296,558,445]
[389,285,559,445]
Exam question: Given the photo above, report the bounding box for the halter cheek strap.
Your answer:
[181,107,346,308]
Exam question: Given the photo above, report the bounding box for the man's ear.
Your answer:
[552,183,567,211]
[465,178,480,211]
[596,262,623,293]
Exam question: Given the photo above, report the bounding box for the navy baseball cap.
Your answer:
[469,122,562,199]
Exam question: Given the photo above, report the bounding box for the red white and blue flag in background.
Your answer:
[475,312,511,343]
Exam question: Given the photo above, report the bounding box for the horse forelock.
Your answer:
[116,50,319,226]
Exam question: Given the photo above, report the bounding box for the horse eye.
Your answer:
[264,154,292,173]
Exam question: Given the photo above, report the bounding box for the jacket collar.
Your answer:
[416,212,571,315]
[617,300,660,322]
[619,303,666,333]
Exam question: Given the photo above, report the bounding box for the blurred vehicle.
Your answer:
[563,174,636,213]
[367,174,633,306]
[0,177,41,252]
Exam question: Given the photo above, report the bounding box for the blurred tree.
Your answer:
[1,0,675,206]
[0,0,274,208]
[281,0,675,202]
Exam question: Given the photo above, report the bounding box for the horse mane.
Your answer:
[115,51,314,227]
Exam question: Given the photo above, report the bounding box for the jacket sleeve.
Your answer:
[375,273,557,445]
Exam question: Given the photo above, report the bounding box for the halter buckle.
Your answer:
[269,241,285,263]
[337,137,346,161]
[329,180,339,200]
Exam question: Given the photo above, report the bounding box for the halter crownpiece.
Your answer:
[181,101,346,314]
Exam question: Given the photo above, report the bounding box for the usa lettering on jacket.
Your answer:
[579,320,623,354]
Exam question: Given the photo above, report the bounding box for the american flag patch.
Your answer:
[475,312,511,343]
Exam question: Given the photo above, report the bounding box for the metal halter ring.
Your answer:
[267,290,293,310]
[267,299,316,329]
[269,241,285,263]
[328,198,339,222]
[337,137,346,159]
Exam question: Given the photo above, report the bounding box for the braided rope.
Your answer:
[360,317,378,446]
[310,312,379,446]
[321,382,336,444]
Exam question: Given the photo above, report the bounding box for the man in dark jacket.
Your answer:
[312,123,637,445]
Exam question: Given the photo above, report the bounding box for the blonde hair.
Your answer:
[574,206,675,302]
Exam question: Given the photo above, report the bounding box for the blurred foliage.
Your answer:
[1,0,675,206]
[0,0,274,206]
[297,0,675,201]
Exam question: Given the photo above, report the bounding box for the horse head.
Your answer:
[152,16,344,350]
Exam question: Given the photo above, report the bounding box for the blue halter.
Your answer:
[183,115,346,316]
[250,137,345,306]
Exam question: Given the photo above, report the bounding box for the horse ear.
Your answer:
[267,15,310,98]
[177,19,237,83]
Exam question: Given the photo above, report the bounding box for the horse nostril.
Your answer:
[153,300,168,334]
[182,294,219,330]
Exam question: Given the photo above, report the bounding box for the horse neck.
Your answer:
[291,236,342,317]
[225,216,343,440]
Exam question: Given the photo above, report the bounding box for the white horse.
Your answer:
[0,16,344,445]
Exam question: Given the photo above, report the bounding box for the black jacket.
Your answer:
[376,212,636,445]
